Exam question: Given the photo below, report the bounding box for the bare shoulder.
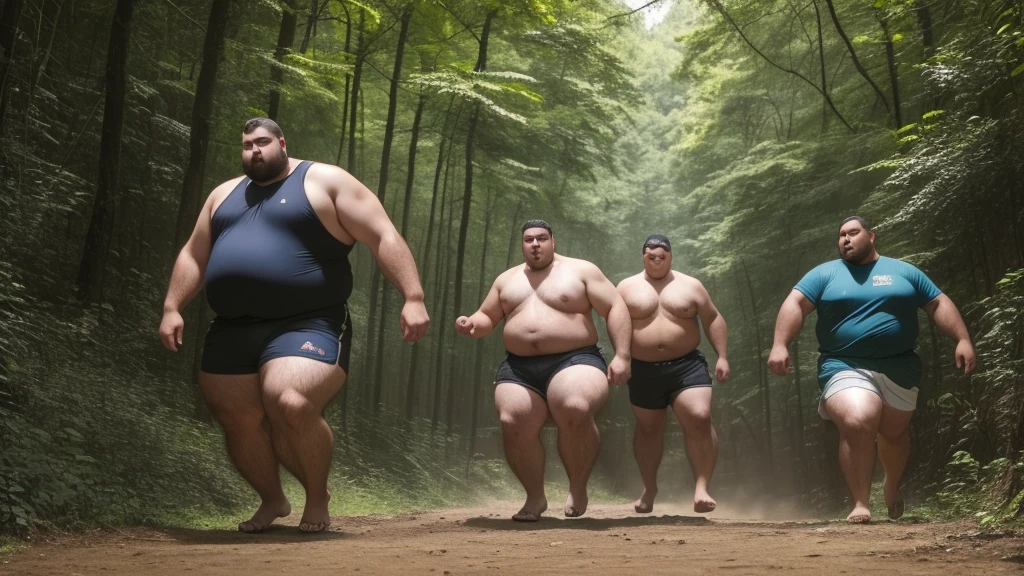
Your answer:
[616,272,646,291]
[559,255,606,280]
[673,270,706,288]
[494,264,525,288]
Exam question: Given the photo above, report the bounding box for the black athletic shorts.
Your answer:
[200,305,352,375]
[495,345,608,398]
[627,349,712,410]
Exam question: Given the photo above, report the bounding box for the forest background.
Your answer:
[1,0,1022,536]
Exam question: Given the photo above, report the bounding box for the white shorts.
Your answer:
[818,369,918,420]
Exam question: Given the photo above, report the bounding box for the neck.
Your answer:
[644,269,670,282]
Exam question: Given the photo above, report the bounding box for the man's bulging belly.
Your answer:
[631,315,701,362]
[502,308,599,356]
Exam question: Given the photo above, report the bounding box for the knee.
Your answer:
[267,389,317,430]
[835,409,879,437]
[682,408,713,434]
[555,399,594,429]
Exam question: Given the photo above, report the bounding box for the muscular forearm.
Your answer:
[163,250,204,313]
[374,231,425,302]
[772,299,804,347]
[932,298,970,342]
[705,315,728,359]
[606,300,632,359]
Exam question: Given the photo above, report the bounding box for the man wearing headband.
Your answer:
[455,220,632,522]
[769,216,975,523]
[616,234,730,514]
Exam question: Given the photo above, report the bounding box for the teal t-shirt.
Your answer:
[794,256,941,390]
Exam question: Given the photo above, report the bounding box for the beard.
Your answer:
[525,253,553,270]
[243,151,289,182]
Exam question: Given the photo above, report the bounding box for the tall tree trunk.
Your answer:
[401,93,426,419]
[466,192,496,465]
[0,0,25,137]
[335,4,352,166]
[431,194,454,431]
[369,8,414,413]
[879,17,903,129]
[451,10,495,320]
[916,1,935,59]
[741,260,774,482]
[297,0,321,55]
[268,0,298,120]
[812,0,830,134]
[347,11,364,174]
[173,0,232,250]
[76,0,135,304]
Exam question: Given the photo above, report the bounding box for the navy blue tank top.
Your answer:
[205,161,354,321]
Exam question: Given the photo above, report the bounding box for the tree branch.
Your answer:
[709,0,853,132]
[605,0,666,22]
[822,0,891,118]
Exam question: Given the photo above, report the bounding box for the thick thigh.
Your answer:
[198,371,265,426]
[670,386,713,430]
[632,405,667,435]
[495,382,548,435]
[260,356,346,413]
[824,387,883,436]
[547,365,609,424]
[878,403,914,442]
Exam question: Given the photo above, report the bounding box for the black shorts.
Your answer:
[200,305,352,375]
[627,349,712,410]
[495,345,608,398]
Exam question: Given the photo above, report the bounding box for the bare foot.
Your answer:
[564,491,588,518]
[886,493,905,520]
[299,491,332,533]
[847,504,871,524]
[512,498,547,523]
[634,488,657,514]
[693,490,716,514]
[884,482,904,520]
[238,499,291,533]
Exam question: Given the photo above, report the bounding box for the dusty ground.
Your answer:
[3,504,1023,575]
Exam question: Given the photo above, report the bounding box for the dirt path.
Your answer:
[4,504,1023,575]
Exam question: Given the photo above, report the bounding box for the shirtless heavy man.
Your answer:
[159,118,428,533]
[455,220,631,521]
[616,235,729,514]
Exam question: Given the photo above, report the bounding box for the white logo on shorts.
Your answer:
[872,275,893,287]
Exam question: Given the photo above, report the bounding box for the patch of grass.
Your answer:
[0,536,25,555]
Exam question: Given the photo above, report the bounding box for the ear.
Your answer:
[279,137,287,150]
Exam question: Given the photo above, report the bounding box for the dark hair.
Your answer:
[642,234,671,254]
[243,117,284,138]
[521,220,553,236]
[840,216,871,232]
